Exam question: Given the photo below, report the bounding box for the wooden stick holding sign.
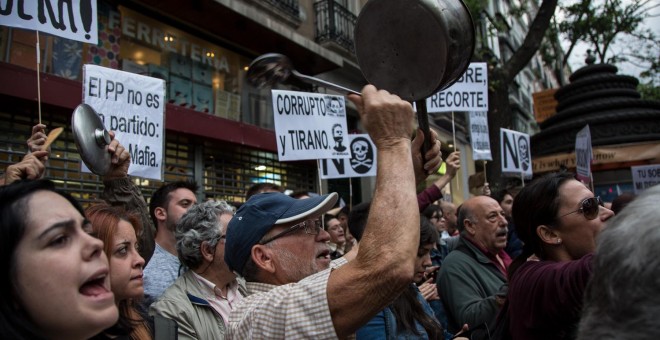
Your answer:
[451,111,460,193]
[36,31,42,124]
[317,159,323,196]
[484,161,488,184]
[349,178,353,209]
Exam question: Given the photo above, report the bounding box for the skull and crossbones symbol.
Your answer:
[350,140,373,169]
[518,136,530,171]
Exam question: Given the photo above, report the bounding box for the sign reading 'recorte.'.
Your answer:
[427,63,488,112]
[272,90,351,162]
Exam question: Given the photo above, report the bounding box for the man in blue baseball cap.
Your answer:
[225,85,443,339]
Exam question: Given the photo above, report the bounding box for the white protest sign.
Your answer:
[272,90,351,161]
[469,111,492,161]
[575,125,593,182]
[500,128,532,178]
[0,0,98,44]
[631,164,660,194]
[319,134,377,179]
[427,63,488,112]
[83,64,165,180]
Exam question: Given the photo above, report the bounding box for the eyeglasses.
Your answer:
[430,213,443,220]
[557,196,604,220]
[259,219,322,245]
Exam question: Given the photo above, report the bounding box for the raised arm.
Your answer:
[100,131,155,263]
[327,85,422,338]
[417,151,460,210]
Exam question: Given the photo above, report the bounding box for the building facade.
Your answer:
[0,0,359,205]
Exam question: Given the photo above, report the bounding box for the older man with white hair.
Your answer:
[150,200,245,339]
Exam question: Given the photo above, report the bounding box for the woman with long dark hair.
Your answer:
[505,172,614,339]
[357,215,443,339]
[86,203,152,340]
[0,180,118,339]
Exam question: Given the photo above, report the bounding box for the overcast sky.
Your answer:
[559,0,659,84]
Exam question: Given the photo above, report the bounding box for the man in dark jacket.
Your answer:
[438,196,510,339]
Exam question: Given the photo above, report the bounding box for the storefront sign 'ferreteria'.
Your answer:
[110,8,231,73]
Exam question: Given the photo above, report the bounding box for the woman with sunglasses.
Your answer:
[504,172,614,340]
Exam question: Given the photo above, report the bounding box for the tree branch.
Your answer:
[561,0,594,67]
[502,0,559,84]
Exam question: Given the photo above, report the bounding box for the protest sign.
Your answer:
[272,90,351,161]
[319,134,377,179]
[427,63,488,112]
[631,164,660,194]
[500,128,532,179]
[469,111,492,161]
[575,125,593,182]
[83,64,165,180]
[0,0,98,44]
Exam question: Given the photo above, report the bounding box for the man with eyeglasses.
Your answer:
[224,85,443,339]
[437,195,511,339]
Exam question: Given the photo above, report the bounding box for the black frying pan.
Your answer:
[355,0,475,154]
[245,0,475,156]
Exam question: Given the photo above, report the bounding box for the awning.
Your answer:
[532,142,660,173]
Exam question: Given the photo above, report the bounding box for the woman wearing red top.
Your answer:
[505,172,614,340]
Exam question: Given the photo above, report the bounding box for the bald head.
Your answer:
[459,196,509,254]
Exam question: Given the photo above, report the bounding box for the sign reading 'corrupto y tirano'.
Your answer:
[272,90,351,162]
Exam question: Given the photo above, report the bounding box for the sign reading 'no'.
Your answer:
[500,128,532,179]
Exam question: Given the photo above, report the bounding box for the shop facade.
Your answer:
[0,0,345,205]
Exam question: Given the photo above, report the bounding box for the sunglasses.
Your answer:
[259,219,322,245]
[557,196,604,220]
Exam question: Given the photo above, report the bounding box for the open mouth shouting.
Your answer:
[80,268,114,303]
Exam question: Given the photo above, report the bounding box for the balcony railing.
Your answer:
[314,0,357,53]
[262,0,300,18]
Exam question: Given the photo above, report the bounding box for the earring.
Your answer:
[556,238,562,244]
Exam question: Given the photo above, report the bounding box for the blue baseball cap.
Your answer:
[225,191,339,274]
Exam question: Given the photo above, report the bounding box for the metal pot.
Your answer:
[354,0,475,102]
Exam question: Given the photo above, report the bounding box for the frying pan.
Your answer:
[245,0,475,155]
[355,0,475,153]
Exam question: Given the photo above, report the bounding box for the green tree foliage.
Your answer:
[471,0,560,190]
[470,0,657,189]
[558,0,659,84]
[638,81,660,100]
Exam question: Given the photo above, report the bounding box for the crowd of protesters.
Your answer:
[1,84,657,340]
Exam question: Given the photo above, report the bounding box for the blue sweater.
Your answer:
[356,284,437,339]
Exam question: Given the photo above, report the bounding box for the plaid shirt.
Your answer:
[227,258,352,339]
